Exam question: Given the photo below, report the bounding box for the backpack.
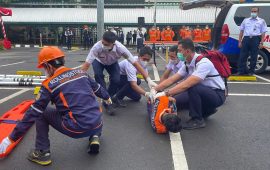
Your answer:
[193,50,231,96]
[196,50,231,78]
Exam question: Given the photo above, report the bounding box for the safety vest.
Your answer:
[184,30,192,39]
[193,29,203,42]
[164,30,175,41]
[202,29,211,42]
[149,30,157,41]
[179,29,186,39]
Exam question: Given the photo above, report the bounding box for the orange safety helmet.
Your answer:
[37,46,65,68]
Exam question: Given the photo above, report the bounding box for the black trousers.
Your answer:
[174,84,226,120]
[238,36,261,74]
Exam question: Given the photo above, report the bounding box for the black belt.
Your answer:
[244,35,260,39]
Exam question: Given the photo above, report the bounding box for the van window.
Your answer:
[234,6,270,26]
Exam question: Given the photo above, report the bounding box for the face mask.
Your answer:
[206,27,209,29]
[140,60,148,67]
[251,12,257,18]
[177,53,185,62]
[102,44,112,51]
[167,28,170,30]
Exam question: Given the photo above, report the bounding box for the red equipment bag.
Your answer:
[0,100,34,158]
[196,50,232,78]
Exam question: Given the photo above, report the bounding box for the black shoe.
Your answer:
[27,149,52,166]
[203,109,218,119]
[112,96,127,108]
[183,118,206,130]
[103,102,115,116]
[88,135,100,154]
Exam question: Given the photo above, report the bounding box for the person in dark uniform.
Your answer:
[65,27,73,50]
[237,7,267,75]
[0,47,112,166]
[83,27,90,50]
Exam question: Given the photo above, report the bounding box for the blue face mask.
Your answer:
[177,53,185,61]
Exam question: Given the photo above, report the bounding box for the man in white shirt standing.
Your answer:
[160,45,184,83]
[152,39,226,130]
[112,46,153,106]
[82,31,156,115]
[237,7,267,75]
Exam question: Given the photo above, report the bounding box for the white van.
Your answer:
[181,1,270,73]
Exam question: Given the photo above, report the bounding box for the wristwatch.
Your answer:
[165,89,171,97]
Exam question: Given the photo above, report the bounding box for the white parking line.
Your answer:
[72,65,83,69]
[229,93,270,97]
[255,75,270,83]
[0,61,25,68]
[228,82,270,85]
[0,89,29,104]
[169,132,189,170]
[0,87,34,90]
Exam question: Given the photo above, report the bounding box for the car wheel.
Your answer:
[247,50,268,74]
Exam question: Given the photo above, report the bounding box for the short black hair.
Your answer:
[48,57,65,68]
[178,38,195,52]
[162,114,182,133]
[251,7,259,12]
[169,45,178,54]
[103,31,117,43]
[139,46,153,58]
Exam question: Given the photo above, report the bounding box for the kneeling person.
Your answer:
[147,96,182,134]
[112,46,153,106]
[0,47,111,166]
[160,45,184,83]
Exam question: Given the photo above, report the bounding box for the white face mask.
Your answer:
[140,60,148,67]
[102,44,112,51]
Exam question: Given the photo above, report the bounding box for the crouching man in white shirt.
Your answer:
[112,46,154,106]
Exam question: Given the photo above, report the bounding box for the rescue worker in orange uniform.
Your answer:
[0,47,112,166]
[164,26,175,41]
[179,26,186,40]
[149,26,157,42]
[183,26,192,40]
[156,27,161,41]
[202,25,212,42]
[147,96,182,134]
[193,25,203,42]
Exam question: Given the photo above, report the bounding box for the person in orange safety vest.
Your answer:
[163,26,175,41]
[193,25,203,42]
[179,26,186,39]
[149,26,157,42]
[183,26,192,39]
[202,25,212,42]
[147,96,182,134]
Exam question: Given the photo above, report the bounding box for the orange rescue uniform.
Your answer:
[193,29,203,42]
[149,30,157,41]
[163,30,175,41]
[202,28,212,42]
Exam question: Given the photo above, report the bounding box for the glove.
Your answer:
[0,137,12,154]
[144,92,155,103]
[104,98,112,105]
[146,77,157,89]
[154,92,166,100]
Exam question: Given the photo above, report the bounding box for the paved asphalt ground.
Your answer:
[0,47,270,170]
